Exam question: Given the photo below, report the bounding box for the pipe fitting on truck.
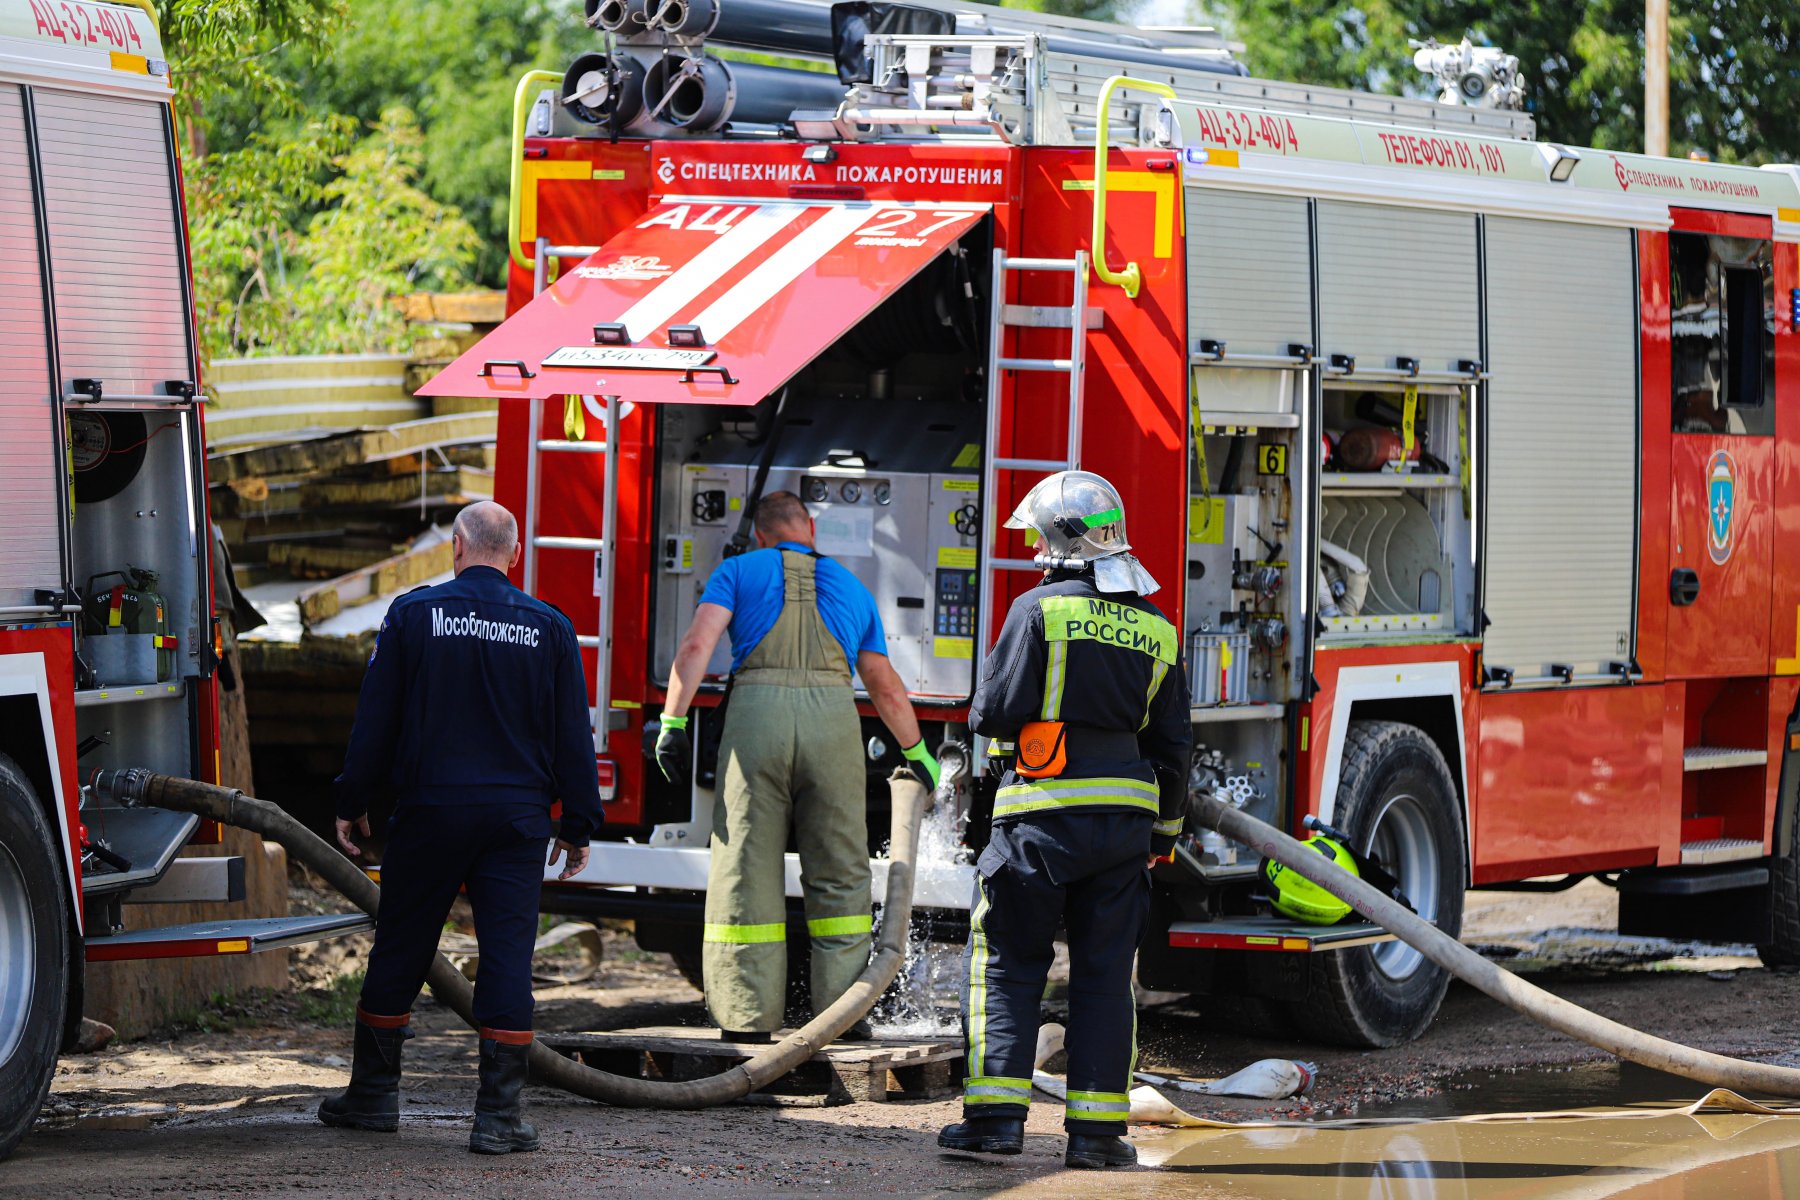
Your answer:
[591,0,652,36]
[562,52,647,129]
[646,0,719,39]
[644,52,735,132]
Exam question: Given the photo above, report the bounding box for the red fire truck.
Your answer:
[424,0,1800,1053]
[0,0,367,1158]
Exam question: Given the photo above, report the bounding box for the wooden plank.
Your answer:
[395,291,506,325]
[266,541,403,577]
[296,537,454,628]
[299,467,493,512]
[208,413,498,484]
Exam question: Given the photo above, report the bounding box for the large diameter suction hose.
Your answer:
[1196,795,1800,1098]
[99,769,928,1108]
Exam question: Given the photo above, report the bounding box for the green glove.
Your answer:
[655,714,691,785]
[900,739,941,791]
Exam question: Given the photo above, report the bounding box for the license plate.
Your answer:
[542,346,716,370]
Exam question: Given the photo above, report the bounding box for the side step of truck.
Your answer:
[1168,916,1397,953]
[84,913,372,962]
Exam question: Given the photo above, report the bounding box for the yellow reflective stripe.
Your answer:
[994,794,1159,818]
[998,776,1158,796]
[1152,816,1184,836]
[1039,595,1177,665]
[968,881,992,1080]
[1067,1094,1130,1120]
[1041,640,1067,720]
[703,922,786,944]
[994,777,1161,819]
[986,740,1015,757]
[964,1075,1032,1105]
[1140,659,1168,730]
[1067,1090,1130,1105]
[807,914,872,938]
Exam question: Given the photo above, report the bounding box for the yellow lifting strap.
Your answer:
[1458,387,1472,518]
[563,396,586,441]
[1400,385,1419,475]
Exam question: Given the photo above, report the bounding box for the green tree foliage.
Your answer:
[1205,1,1799,164]
[287,108,483,354]
[187,108,479,358]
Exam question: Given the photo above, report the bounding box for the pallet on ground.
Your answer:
[538,1027,962,1106]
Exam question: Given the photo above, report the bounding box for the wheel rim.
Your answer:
[1364,791,1439,981]
[0,842,36,1064]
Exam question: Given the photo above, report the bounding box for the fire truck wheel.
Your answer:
[1758,780,1800,967]
[0,754,70,1161]
[1292,720,1465,1048]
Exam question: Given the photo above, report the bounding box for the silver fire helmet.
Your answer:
[1004,470,1160,595]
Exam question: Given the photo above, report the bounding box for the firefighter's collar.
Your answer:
[1093,552,1160,597]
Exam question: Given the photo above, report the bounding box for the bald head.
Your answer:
[752,491,813,549]
[452,501,521,574]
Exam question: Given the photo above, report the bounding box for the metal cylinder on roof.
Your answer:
[705,0,1244,76]
[722,60,849,124]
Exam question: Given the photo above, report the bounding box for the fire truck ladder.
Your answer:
[521,237,621,754]
[973,248,1093,760]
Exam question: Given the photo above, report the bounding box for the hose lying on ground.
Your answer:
[1195,794,1800,1099]
[97,769,928,1109]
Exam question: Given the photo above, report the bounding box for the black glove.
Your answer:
[654,716,691,785]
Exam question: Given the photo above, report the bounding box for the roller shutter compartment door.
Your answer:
[1186,188,1313,358]
[0,87,62,602]
[1482,217,1638,679]
[1317,201,1479,374]
[33,89,191,396]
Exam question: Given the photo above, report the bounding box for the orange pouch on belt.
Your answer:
[1015,721,1067,779]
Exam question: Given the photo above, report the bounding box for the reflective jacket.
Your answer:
[969,570,1191,854]
[335,565,603,845]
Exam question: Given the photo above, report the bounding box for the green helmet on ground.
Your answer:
[1264,836,1359,925]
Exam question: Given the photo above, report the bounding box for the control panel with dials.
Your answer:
[653,396,982,698]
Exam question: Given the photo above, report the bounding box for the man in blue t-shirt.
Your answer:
[655,491,939,1040]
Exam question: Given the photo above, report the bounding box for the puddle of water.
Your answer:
[36,1103,178,1132]
[1346,1061,1777,1122]
[1138,1111,1800,1198]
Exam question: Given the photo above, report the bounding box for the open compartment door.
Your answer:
[419,199,988,405]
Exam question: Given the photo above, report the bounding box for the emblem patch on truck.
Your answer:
[1707,449,1737,565]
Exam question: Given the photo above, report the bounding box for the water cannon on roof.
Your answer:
[1411,38,1524,111]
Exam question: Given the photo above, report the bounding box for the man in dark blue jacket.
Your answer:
[318,501,601,1155]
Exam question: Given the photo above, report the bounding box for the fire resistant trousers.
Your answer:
[703,682,869,1032]
[961,808,1152,1134]
[359,803,552,1031]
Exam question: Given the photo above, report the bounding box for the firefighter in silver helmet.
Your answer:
[939,470,1190,1169]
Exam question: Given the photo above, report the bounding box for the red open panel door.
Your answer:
[419,199,988,406]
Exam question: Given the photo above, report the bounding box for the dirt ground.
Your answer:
[15,880,1800,1198]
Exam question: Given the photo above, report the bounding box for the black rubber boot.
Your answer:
[469,1033,540,1155]
[318,1011,413,1132]
[937,1115,1025,1155]
[1065,1133,1137,1169]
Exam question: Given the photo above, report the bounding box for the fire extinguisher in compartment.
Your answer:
[1335,427,1422,472]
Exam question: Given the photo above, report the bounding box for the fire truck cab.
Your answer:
[428,3,1800,1052]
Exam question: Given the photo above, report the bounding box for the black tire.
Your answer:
[1288,720,1465,1047]
[1757,757,1800,966]
[0,753,71,1161]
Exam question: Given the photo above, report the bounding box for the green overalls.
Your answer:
[703,550,871,1033]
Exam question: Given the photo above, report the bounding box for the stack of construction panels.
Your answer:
[211,293,505,818]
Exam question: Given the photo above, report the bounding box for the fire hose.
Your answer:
[1194,794,1800,1099]
[97,769,928,1109]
